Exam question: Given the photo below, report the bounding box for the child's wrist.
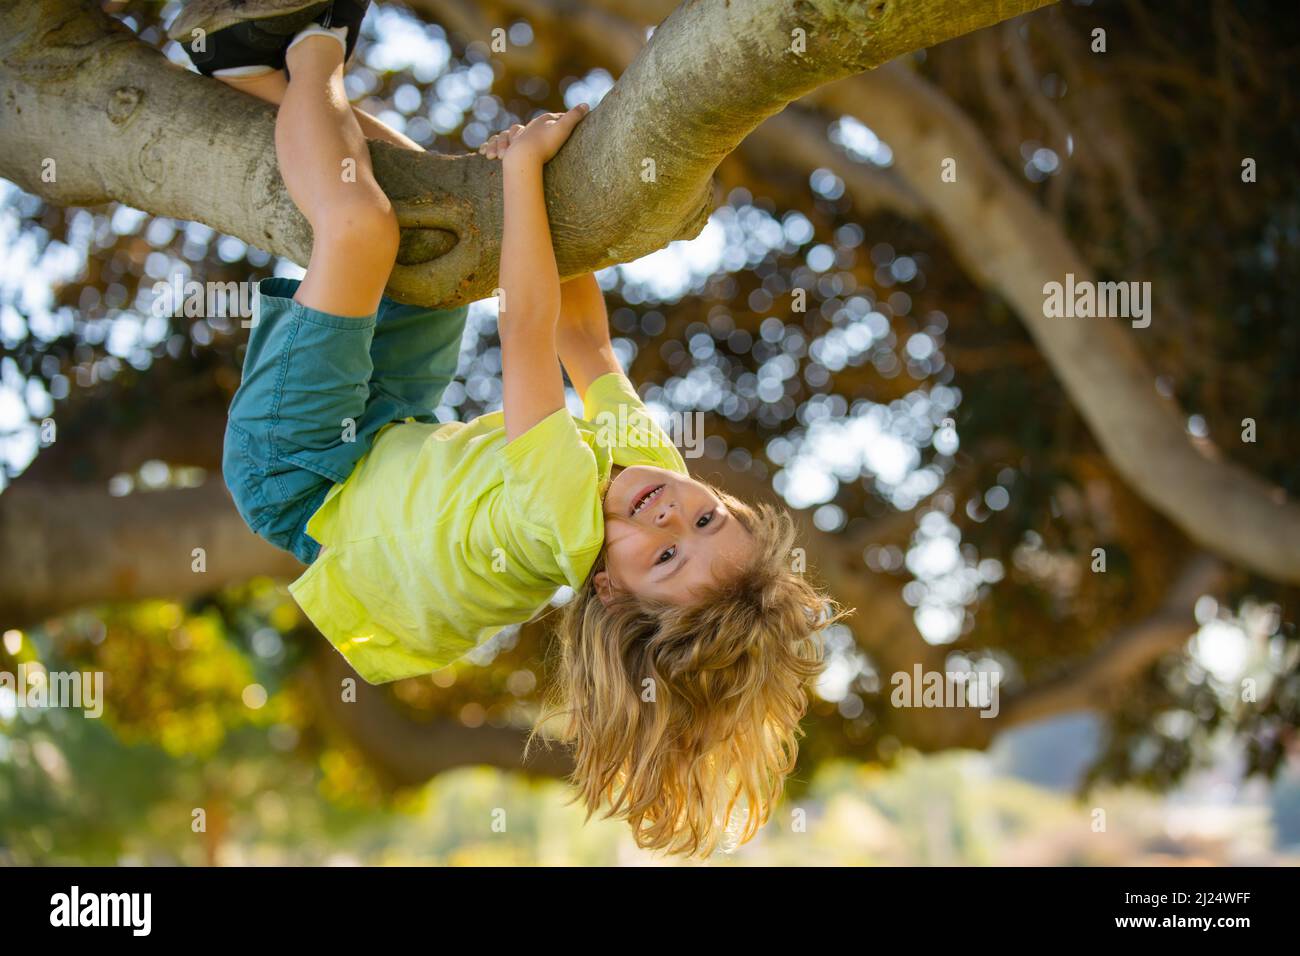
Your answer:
[502,150,544,176]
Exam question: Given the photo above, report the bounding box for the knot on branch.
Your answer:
[396,227,459,266]
[108,86,143,125]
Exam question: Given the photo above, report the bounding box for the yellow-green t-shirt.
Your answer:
[287,372,688,684]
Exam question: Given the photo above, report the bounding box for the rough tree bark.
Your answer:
[0,0,1053,306]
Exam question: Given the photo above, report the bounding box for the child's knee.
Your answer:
[315,193,400,267]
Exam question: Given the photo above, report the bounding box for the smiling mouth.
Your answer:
[630,483,666,517]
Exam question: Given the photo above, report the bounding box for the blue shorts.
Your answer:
[222,277,468,565]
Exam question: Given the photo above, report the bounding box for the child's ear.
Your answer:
[594,570,614,607]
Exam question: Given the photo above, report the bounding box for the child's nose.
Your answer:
[653,502,678,526]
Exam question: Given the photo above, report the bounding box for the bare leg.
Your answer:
[267,36,399,318]
[216,68,424,151]
[214,69,288,104]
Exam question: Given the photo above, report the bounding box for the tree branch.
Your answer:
[0,478,299,628]
[0,0,1054,307]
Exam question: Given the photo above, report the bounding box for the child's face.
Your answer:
[597,465,754,605]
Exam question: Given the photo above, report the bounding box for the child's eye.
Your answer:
[656,546,676,564]
[696,511,714,528]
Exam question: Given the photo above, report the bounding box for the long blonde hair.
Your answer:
[530,491,850,857]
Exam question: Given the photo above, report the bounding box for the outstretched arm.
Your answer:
[556,273,623,397]
[482,106,590,440]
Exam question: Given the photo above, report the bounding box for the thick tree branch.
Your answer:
[0,0,1053,307]
[0,478,299,628]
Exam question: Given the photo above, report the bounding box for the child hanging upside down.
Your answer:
[175,0,847,856]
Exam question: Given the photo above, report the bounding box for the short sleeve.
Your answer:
[497,408,605,586]
[582,372,689,474]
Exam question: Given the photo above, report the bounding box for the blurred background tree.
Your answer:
[0,0,1296,864]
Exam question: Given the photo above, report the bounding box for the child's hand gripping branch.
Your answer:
[481,119,620,395]
[478,106,590,441]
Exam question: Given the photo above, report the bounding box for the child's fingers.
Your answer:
[481,125,526,160]
[539,104,589,145]
[482,130,509,159]
[557,103,590,131]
